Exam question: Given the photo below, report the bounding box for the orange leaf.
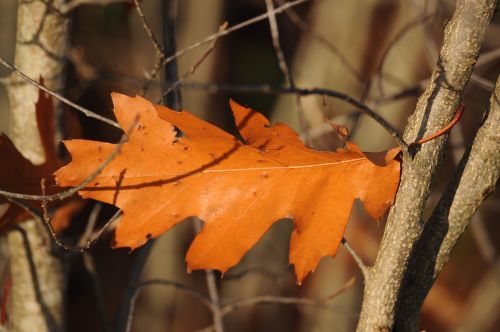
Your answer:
[0,88,85,232]
[55,93,401,283]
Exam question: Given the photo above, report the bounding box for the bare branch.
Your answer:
[275,0,362,82]
[219,276,357,317]
[375,13,435,99]
[0,57,120,129]
[132,0,164,61]
[60,0,131,14]
[157,23,228,104]
[192,220,224,332]
[181,82,409,150]
[124,279,214,332]
[265,0,293,87]
[144,0,310,84]
[341,238,368,280]
[476,47,500,66]
[396,74,500,329]
[265,0,309,140]
[357,0,498,330]
[0,117,138,202]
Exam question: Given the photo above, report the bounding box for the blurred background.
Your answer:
[1,0,499,331]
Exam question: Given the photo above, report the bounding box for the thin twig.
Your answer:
[223,267,284,283]
[157,22,228,104]
[193,220,224,332]
[341,238,368,280]
[275,0,362,82]
[219,277,357,317]
[60,0,131,14]
[476,47,500,67]
[265,0,293,87]
[144,0,310,84]
[375,13,435,99]
[41,200,121,252]
[265,0,309,141]
[124,279,214,332]
[78,203,102,245]
[181,82,409,150]
[0,117,138,202]
[132,0,166,96]
[133,0,164,60]
[470,73,495,91]
[0,57,120,128]
[77,203,112,332]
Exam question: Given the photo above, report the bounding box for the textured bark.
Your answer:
[356,0,497,331]
[395,74,500,330]
[5,0,68,331]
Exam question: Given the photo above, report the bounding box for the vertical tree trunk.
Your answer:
[5,1,68,331]
[356,0,497,331]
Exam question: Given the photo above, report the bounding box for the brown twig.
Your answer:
[0,57,120,129]
[157,22,228,104]
[341,238,368,280]
[77,203,112,332]
[275,0,362,82]
[132,0,166,96]
[59,0,131,14]
[180,82,409,150]
[265,0,309,141]
[0,117,138,202]
[133,0,164,61]
[219,276,357,317]
[144,0,310,85]
[40,200,121,252]
[192,220,224,332]
[265,0,293,87]
[375,14,435,99]
[124,279,214,332]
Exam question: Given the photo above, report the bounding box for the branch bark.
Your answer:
[395,74,500,330]
[356,0,497,331]
[4,0,68,331]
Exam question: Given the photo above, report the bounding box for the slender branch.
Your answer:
[341,238,368,280]
[144,0,310,84]
[265,0,309,139]
[132,0,164,61]
[59,0,131,14]
[219,276,357,317]
[78,203,112,332]
[0,57,120,128]
[181,82,409,150]
[157,22,228,104]
[223,267,284,283]
[0,117,138,202]
[476,47,500,67]
[78,203,102,246]
[192,220,224,332]
[375,13,435,99]
[265,0,293,87]
[275,0,362,82]
[124,279,214,332]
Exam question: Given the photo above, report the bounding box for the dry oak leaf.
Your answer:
[55,93,401,283]
[0,88,85,232]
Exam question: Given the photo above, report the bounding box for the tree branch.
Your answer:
[356,0,498,330]
[0,57,120,129]
[395,74,500,330]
